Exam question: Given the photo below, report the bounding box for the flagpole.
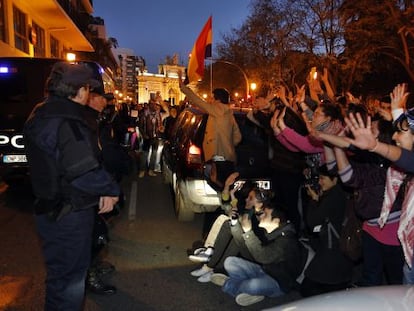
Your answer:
[210,59,213,98]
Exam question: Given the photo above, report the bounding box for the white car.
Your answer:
[265,285,414,311]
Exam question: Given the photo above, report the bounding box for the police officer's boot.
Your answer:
[86,268,117,295]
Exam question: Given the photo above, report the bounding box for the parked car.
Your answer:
[162,106,272,221]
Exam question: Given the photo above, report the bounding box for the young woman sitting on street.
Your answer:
[189,182,275,283]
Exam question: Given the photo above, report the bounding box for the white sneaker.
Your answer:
[210,273,229,286]
[197,271,213,283]
[190,265,212,277]
[193,247,207,255]
[235,293,265,306]
[188,252,211,263]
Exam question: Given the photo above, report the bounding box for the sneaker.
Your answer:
[210,273,229,286]
[148,170,157,177]
[197,270,213,283]
[235,293,265,306]
[188,252,211,263]
[192,247,207,255]
[138,171,145,178]
[190,265,212,277]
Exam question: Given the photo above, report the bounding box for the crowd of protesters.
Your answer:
[185,67,414,306]
[26,61,414,308]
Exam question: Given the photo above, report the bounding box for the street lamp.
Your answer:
[213,60,250,101]
[250,82,257,103]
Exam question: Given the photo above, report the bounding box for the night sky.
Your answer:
[93,0,251,72]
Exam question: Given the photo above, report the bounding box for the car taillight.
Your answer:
[187,143,202,164]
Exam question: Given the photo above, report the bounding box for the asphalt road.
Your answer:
[0,174,301,311]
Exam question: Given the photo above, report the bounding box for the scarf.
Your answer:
[379,166,414,268]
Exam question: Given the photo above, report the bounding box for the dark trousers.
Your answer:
[36,208,94,311]
[207,222,236,272]
[360,231,404,286]
[207,222,254,273]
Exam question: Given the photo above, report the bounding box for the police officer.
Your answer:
[24,62,120,310]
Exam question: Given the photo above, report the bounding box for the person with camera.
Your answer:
[189,177,274,283]
[300,165,354,296]
[209,199,307,307]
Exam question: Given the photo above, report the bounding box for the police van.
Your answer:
[0,57,112,185]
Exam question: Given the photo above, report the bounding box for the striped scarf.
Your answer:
[379,166,414,268]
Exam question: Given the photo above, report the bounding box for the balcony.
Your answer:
[27,0,94,52]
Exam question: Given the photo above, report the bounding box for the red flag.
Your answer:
[187,16,212,83]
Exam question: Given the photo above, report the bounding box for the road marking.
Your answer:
[128,180,137,220]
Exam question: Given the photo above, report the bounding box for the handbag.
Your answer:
[304,219,354,285]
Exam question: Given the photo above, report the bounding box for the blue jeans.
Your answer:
[36,208,94,311]
[222,256,285,298]
[403,255,414,284]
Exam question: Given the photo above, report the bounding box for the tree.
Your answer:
[216,0,345,94]
[339,0,414,92]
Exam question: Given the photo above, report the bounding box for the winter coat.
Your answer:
[24,95,120,213]
[180,85,242,162]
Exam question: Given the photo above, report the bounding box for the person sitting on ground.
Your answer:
[188,172,242,263]
[189,184,272,283]
[209,202,307,307]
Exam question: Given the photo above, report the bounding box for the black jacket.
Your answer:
[24,96,120,212]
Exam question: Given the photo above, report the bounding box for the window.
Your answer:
[13,6,28,53]
[50,35,59,58]
[0,0,6,42]
[32,22,45,57]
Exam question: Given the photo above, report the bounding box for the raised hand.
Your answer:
[344,112,377,150]
[224,172,240,189]
[270,109,281,135]
[390,83,409,111]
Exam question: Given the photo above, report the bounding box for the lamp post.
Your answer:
[213,60,250,101]
[249,82,257,104]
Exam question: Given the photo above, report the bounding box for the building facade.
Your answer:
[137,64,186,105]
[0,0,94,58]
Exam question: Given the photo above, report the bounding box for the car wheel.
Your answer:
[175,183,194,222]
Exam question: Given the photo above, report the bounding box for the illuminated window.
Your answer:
[13,6,28,53]
[0,0,6,43]
[33,22,45,57]
[50,35,59,58]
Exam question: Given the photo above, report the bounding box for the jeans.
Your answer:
[36,208,95,311]
[360,231,404,286]
[222,256,285,298]
[148,138,164,171]
[403,256,414,285]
